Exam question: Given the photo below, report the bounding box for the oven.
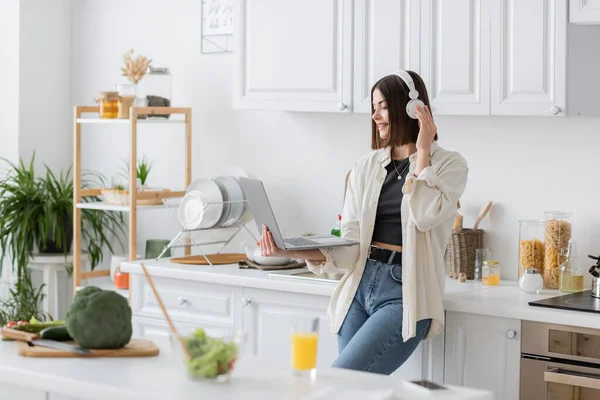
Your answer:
[521,321,600,399]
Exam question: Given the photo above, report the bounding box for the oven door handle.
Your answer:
[544,368,600,390]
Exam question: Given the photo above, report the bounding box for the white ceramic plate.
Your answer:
[180,179,223,229]
[178,192,205,230]
[214,176,246,227]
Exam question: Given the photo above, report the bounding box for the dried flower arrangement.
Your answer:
[120,49,153,84]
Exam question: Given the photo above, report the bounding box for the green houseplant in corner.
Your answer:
[0,155,126,326]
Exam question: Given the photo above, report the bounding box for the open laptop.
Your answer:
[238,177,358,250]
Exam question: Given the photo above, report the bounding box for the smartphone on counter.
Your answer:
[408,380,447,390]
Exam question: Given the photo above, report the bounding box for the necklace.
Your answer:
[392,159,410,180]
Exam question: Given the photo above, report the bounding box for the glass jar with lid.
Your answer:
[518,219,545,279]
[143,67,172,119]
[96,91,119,119]
[559,239,584,293]
[544,211,573,289]
[482,260,500,286]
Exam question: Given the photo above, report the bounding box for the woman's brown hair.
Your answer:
[371,70,437,150]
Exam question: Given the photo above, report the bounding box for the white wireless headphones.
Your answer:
[393,70,425,120]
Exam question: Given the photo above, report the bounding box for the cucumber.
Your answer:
[14,320,65,334]
[40,325,72,342]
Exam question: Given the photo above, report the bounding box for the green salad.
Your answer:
[183,328,239,379]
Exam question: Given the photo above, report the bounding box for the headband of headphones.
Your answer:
[393,70,420,100]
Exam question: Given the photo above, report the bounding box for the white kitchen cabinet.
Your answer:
[240,287,338,369]
[353,0,421,113]
[419,0,600,116]
[420,0,491,115]
[570,0,600,24]
[491,0,566,116]
[233,0,353,112]
[444,311,520,400]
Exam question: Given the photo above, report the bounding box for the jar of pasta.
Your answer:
[543,211,573,289]
[518,219,546,279]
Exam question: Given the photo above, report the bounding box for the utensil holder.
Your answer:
[445,229,485,280]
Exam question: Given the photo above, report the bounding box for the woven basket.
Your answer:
[445,229,484,280]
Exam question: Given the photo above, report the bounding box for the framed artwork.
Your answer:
[202,0,234,54]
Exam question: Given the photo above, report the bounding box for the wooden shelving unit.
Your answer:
[72,106,193,298]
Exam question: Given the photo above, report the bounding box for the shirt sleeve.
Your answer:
[305,166,361,275]
[402,154,468,232]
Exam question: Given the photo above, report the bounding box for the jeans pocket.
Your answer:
[389,264,402,283]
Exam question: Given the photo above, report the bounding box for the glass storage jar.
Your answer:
[519,268,544,293]
[544,211,573,289]
[518,219,546,279]
[97,91,119,119]
[144,67,172,119]
[482,260,500,286]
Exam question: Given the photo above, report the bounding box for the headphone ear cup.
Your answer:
[406,99,425,119]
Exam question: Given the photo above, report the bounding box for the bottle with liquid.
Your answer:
[331,214,342,237]
[559,239,585,293]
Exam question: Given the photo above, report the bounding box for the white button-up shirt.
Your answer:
[306,141,468,342]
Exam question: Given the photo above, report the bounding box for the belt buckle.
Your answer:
[368,245,379,261]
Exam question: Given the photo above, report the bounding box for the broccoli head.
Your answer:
[66,286,132,349]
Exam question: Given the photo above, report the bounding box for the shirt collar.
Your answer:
[377,141,439,165]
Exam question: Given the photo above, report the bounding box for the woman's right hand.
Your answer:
[257,224,288,257]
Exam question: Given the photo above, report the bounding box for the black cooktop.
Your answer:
[529,290,600,314]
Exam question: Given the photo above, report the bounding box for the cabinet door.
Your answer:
[491,0,566,116]
[420,0,491,115]
[133,317,246,355]
[241,288,338,369]
[571,0,600,24]
[444,311,520,400]
[353,0,421,113]
[233,0,353,112]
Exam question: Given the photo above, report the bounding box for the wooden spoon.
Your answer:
[453,213,463,232]
[140,262,191,360]
[473,201,493,230]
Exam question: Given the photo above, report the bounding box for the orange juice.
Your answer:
[487,273,500,286]
[291,333,318,370]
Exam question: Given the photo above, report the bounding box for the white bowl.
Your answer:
[253,248,292,266]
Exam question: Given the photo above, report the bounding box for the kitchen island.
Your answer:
[120,258,600,400]
[0,340,492,400]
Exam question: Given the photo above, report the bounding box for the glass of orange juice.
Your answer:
[290,316,319,374]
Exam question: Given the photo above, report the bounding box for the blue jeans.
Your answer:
[332,259,432,375]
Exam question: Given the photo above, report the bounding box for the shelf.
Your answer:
[76,118,185,124]
[76,277,128,299]
[76,201,171,212]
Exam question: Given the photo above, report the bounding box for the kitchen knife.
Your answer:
[1,327,93,355]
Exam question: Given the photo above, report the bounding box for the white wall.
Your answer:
[0,0,20,298]
[70,0,600,282]
[0,0,73,299]
[19,0,73,173]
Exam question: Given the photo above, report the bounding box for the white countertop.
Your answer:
[123,259,600,330]
[0,341,491,400]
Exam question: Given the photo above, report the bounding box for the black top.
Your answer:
[370,158,409,246]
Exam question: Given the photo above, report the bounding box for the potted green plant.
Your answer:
[0,156,126,326]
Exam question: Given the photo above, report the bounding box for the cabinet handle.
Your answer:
[241,297,251,307]
[178,296,188,306]
[337,102,346,111]
[550,105,561,115]
[506,329,517,339]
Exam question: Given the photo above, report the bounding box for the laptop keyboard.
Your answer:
[284,237,316,247]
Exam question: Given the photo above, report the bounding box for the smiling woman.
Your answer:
[256,70,468,376]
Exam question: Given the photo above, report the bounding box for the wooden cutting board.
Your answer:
[170,253,248,265]
[16,338,159,358]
